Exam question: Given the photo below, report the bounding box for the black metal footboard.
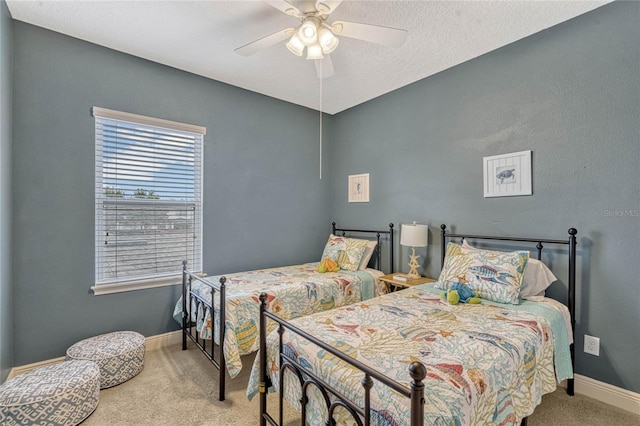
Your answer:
[181,260,227,401]
[258,293,427,426]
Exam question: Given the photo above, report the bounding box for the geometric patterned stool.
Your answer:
[66,331,145,389]
[0,360,100,426]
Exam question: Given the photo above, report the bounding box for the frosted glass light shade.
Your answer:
[286,34,304,56]
[400,223,429,247]
[318,27,338,54]
[298,19,318,45]
[306,43,324,60]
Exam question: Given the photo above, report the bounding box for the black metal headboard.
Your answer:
[440,224,578,396]
[332,222,394,274]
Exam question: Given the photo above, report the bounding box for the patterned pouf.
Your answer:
[0,360,100,426]
[66,331,145,389]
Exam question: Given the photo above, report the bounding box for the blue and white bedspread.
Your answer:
[172,262,383,378]
[247,283,573,425]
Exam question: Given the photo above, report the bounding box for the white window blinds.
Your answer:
[93,107,204,287]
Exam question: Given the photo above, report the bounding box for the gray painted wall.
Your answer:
[0,0,13,383]
[11,22,331,365]
[330,2,639,393]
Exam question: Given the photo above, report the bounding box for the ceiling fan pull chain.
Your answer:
[319,64,323,180]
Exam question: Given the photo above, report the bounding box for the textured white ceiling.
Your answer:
[7,0,611,114]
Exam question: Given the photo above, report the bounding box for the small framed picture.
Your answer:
[483,150,532,197]
[348,173,369,203]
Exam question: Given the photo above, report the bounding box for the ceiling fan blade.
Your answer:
[264,0,301,17]
[315,0,343,15]
[235,28,294,56]
[332,21,408,48]
[314,55,335,79]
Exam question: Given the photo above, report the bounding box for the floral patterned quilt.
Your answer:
[172,263,383,378]
[247,284,573,425]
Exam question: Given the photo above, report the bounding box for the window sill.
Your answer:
[91,273,205,296]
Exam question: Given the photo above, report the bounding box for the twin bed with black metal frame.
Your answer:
[179,222,395,401]
[255,224,577,426]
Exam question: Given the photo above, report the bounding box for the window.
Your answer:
[92,107,205,295]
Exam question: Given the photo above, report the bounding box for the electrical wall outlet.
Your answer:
[584,335,600,356]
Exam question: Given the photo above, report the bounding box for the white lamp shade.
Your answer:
[400,223,429,247]
[306,43,324,60]
[286,34,305,56]
[298,19,318,45]
[318,27,339,54]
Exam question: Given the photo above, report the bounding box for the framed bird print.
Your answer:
[483,150,532,197]
[348,173,370,203]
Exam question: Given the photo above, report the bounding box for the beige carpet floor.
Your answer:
[82,343,640,425]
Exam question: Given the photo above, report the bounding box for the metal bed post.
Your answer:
[389,223,394,274]
[440,224,447,268]
[182,260,188,351]
[362,375,373,425]
[409,362,426,426]
[218,276,227,401]
[259,293,268,426]
[567,228,577,396]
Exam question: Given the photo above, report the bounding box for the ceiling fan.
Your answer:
[234,0,408,79]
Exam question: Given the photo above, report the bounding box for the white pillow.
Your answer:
[461,240,557,299]
[358,240,378,270]
[520,258,558,299]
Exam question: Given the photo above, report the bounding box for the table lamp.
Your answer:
[400,222,429,279]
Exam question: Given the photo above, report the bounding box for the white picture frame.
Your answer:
[348,173,370,203]
[483,150,532,198]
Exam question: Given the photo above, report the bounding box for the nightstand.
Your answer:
[379,273,437,292]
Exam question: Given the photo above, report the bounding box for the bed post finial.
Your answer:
[409,362,426,426]
[332,222,337,235]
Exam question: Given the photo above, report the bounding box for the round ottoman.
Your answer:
[66,331,145,389]
[0,360,100,426]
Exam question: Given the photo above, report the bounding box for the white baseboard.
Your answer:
[7,356,66,380]
[574,374,640,415]
[7,330,183,381]
[144,330,182,352]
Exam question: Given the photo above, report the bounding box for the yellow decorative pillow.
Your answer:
[317,258,340,273]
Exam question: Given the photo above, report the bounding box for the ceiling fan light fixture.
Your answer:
[298,17,319,46]
[306,43,324,60]
[318,27,338,54]
[286,33,305,56]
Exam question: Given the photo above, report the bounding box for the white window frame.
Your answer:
[91,107,205,295]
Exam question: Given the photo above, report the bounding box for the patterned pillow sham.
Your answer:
[436,242,464,289]
[462,240,557,299]
[436,242,529,304]
[320,234,368,272]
